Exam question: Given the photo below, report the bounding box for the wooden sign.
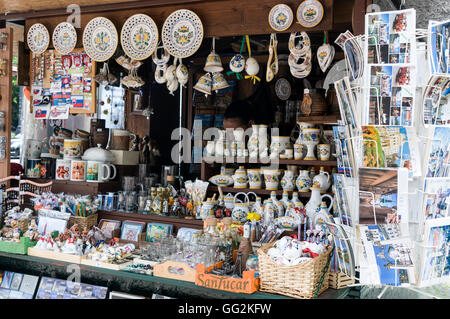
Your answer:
[195,264,260,294]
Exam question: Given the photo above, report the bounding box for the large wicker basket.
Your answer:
[257,242,333,299]
[67,213,98,230]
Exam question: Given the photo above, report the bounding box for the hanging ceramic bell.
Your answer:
[212,72,230,92]
[204,50,223,73]
[194,73,212,96]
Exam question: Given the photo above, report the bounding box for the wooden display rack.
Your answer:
[328,271,355,289]
[80,256,133,271]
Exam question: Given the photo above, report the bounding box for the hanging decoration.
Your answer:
[120,14,159,61]
[204,37,223,73]
[27,23,50,54]
[268,3,294,32]
[227,36,246,80]
[194,73,212,96]
[52,22,77,55]
[317,31,335,73]
[296,0,324,28]
[244,35,261,85]
[288,32,312,78]
[82,17,118,62]
[266,33,279,82]
[152,45,170,84]
[165,57,179,95]
[161,9,204,58]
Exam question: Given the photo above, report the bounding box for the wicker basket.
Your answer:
[257,242,333,299]
[16,218,29,232]
[68,213,98,230]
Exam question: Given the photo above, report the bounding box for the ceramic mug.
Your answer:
[247,169,263,189]
[55,159,71,180]
[263,169,282,190]
[26,139,43,159]
[63,139,83,158]
[317,144,331,161]
[86,161,117,182]
[26,159,41,178]
[70,160,87,182]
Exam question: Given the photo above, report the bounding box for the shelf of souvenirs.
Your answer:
[207,185,333,198]
[202,156,337,167]
[296,114,341,124]
[97,209,204,230]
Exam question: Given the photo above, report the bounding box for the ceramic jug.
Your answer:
[291,192,304,210]
[280,170,295,191]
[201,198,215,220]
[263,198,276,226]
[296,170,312,192]
[312,201,332,228]
[280,191,294,211]
[232,166,248,188]
[223,193,235,210]
[247,168,262,189]
[270,191,285,218]
[313,167,331,193]
[305,185,334,220]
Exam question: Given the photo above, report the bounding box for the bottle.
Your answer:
[291,192,304,210]
[263,199,275,226]
[151,187,163,214]
[270,191,285,218]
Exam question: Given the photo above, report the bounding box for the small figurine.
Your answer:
[131,134,140,151]
[139,136,151,164]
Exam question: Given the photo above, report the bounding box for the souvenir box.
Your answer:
[195,264,259,294]
[27,247,84,264]
[0,237,36,255]
[109,150,139,165]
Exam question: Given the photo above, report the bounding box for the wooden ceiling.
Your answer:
[359,168,398,194]
[2,0,150,14]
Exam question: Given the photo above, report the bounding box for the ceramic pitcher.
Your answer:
[296,170,312,192]
[280,170,295,191]
[232,192,250,223]
[305,185,334,220]
[312,167,331,193]
[232,166,248,188]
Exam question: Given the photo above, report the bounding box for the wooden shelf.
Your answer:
[203,157,337,167]
[30,178,121,195]
[97,210,204,234]
[296,114,341,124]
[208,185,317,198]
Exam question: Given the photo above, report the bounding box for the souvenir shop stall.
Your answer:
[0,0,448,300]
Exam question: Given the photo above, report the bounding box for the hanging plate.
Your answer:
[52,22,77,55]
[275,77,292,101]
[268,4,294,32]
[121,14,159,61]
[162,9,204,58]
[27,23,50,54]
[296,0,324,28]
[83,17,118,62]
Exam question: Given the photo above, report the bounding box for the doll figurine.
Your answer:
[131,134,140,151]
[139,136,151,164]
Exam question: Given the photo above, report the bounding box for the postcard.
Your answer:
[333,173,356,226]
[364,9,416,127]
[9,273,23,291]
[418,217,450,287]
[425,127,450,178]
[422,74,450,126]
[421,178,450,223]
[361,126,419,178]
[98,219,121,238]
[428,20,450,75]
[359,168,409,225]
[0,271,13,289]
[325,221,356,278]
[146,223,173,242]
[333,125,357,177]
[335,76,360,129]
[357,223,416,286]
[120,220,146,242]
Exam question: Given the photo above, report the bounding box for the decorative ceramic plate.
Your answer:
[275,77,292,100]
[162,9,204,58]
[52,22,77,55]
[121,14,158,61]
[209,174,234,187]
[268,4,294,32]
[274,216,300,231]
[83,17,118,62]
[27,23,50,54]
[296,0,324,28]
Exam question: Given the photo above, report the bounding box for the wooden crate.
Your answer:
[27,247,83,264]
[80,256,133,271]
[328,272,355,289]
[153,261,197,283]
[195,264,260,294]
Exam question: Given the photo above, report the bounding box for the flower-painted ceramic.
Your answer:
[305,184,333,220]
[312,167,331,193]
[204,50,223,73]
[162,9,204,58]
[229,54,245,73]
[121,14,158,61]
[247,169,262,189]
[296,169,312,192]
[193,73,212,95]
[232,166,248,188]
[83,17,118,62]
[208,174,234,187]
[296,0,324,28]
[211,72,230,91]
[27,23,50,54]
[263,169,281,190]
[268,4,294,32]
[280,170,295,191]
[317,144,331,161]
[52,22,77,55]
[301,127,320,160]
